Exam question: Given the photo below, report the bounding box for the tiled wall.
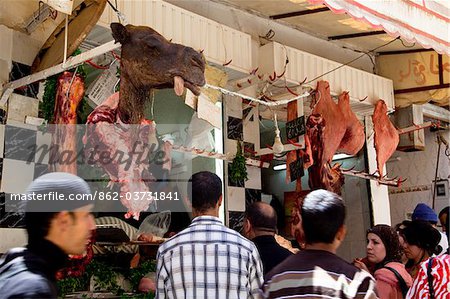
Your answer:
[387,129,450,225]
[224,95,262,232]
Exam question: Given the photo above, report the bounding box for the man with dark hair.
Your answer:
[439,206,449,233]
[243,202,292,274]
[261,189,377,298]
[0,172,96,298]
[156,171,263,298]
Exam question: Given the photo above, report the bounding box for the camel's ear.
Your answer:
[111,23,129,44]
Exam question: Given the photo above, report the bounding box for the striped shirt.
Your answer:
[406,254,450,299]
[156,216,264,299]
[261,249,378,299]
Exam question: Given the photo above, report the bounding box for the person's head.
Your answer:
[243,202,277,239]
[412,203,438,225]
[189,171,222,216]
[301,189,346,249]
[24,172,96,255]
[366,224,402,266]
[439,206,449,233]
[394,220,411,263]
[398,220,441,263]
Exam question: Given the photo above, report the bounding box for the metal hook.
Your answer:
[113,78,120,92]
[359,96,368,102]
[65,66,79,99]
[342,165,356,172]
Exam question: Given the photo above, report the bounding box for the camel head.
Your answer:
[111,23,205,96]
[110,23,206,123]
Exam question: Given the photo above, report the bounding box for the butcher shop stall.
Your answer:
[0,0,449,297]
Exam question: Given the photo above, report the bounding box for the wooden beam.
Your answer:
[270,7,329,20]
[394,83,450,94]
[0,40,120,106]
[328,30,386,40]
[438,54,444,85]
[378,48,435,55]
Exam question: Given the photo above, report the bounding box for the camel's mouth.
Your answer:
[174,76,204,96]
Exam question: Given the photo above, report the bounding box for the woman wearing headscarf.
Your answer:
[398,220,441,279]
[354,224,413,299]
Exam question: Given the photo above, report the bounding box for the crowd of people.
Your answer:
[0,171,449,298]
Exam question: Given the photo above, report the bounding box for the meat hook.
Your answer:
[286,86,298,96]
[222,59,233,66]
[341,165,356,172]
[269,71,277,81]
[369,170,379,177]
[277,69,286,78]
[359,96,368,102]
[250,67,259,75]
[299,77,307,85]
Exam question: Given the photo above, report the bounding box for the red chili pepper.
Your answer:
[111,51,121,61]
[85,59,109,70]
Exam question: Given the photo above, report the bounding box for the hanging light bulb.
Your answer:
[272,113,284,154]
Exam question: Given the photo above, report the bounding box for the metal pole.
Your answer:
[432,135,442,209]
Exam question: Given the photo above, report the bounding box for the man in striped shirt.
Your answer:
[156,171,264,298]
[261,189,378,299]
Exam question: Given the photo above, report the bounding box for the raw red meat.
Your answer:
[310,81,347,163]
[372,100,399,177]
[84,93,157,220]
[306,82,366,194]
[337,91,365,155]
[306,81,346,193]
[83,23,205,219]
[50,71,85,174]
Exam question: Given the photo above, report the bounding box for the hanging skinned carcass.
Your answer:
[372,99,399,177]
[49,72,85,174]
[84,23,205,219]
[306,81,365,194]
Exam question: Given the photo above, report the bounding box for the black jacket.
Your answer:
[0,239,67,299]
[252,235,293,275]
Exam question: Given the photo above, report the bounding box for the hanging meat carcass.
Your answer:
[337,91,365,155]
[306,81,365,194]
[50,71,85,174]
[306,81,346,194]
[84,23,205,219]
[372,99,399,177]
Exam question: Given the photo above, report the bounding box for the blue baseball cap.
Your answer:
[412,203,438,223]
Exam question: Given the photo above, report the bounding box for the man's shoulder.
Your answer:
[263,251,376,298]
[266,250,365,281]
[158,222,256,256]
[0,276,53,298]
[0,250,54,298]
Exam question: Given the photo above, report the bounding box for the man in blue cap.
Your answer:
[412,203,448,254]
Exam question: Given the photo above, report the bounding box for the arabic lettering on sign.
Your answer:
[398,54,450,86]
